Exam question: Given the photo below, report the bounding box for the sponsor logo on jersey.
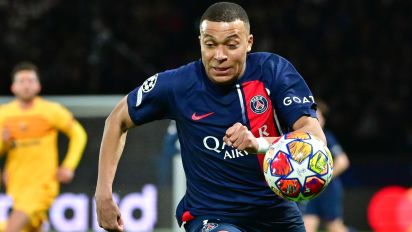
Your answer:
[142,73,158,93]
[203,136,249,159]
[250,95,268,114]
[283,95,314,106]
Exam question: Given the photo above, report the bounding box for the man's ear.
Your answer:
[247,34,254,52]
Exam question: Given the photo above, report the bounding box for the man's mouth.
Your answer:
[212,67,230,74]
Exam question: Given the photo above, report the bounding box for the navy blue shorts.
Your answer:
[301,180,343,221]
[184,216,306,232]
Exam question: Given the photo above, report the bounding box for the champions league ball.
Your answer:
[263,131,333,202]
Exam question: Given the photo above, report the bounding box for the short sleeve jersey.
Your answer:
[127,52,317,223]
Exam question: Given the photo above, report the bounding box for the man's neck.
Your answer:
[17,98,36,109]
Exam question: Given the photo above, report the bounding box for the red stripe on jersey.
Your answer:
[242,80,280,169]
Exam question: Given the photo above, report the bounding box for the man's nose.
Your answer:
[214,46,227,61]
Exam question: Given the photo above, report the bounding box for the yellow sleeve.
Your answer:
[51,103,87,170]
[0,142,4,157]
[0,127,3,156]
[0,132,4,157]
[0,110,5,157]
[61,120,87,170]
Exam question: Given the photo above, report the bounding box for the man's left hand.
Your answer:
[57,166,74,184]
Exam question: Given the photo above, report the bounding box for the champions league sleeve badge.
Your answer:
[142,73,158,93]
[136,73,158,106]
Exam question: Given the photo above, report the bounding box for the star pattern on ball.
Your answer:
[287,155,318,187]
[142,74,158,93]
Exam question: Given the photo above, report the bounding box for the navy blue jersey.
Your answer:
[127,52,317,224]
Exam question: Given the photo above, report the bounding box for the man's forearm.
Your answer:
[292,116,326,145]
[95,118,128,198]
[62,121,87,170]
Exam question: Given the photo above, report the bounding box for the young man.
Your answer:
[0,62,87,232]
[302,100,351,232]
[95,2,325,232]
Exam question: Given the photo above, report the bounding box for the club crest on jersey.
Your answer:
[142,73,158,93]
[250,95,268,114]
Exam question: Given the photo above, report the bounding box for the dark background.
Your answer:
[1,0,411,153]
[1,0,412,230]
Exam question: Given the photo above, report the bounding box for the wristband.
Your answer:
[256,137,270,153]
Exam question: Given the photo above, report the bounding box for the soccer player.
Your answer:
[157,120,180,186]
[301,100,352,232]
[95,2,325,232]
[0,62,87,232]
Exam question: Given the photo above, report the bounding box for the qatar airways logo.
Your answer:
[203,136,249,159]
[283,95,314,106]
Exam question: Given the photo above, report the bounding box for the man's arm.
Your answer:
[224,115,325,154]
[332,152,350,178]
[0,127,13,156]
[291,115,326,144]
[58,120,87,183]
[0,127,12,188]
[95,96,135,232]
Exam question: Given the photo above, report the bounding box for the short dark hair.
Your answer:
[200,2,250,32]
[11,61,40,82]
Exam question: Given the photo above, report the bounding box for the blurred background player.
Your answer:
[0,62,87,232]
[301,99,352,232]
[156,120,180,187]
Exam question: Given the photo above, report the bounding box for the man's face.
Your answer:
[11,70,41,101]
[199,19,253,85]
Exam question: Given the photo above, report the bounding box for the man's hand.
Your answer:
[95,195,124,232]
[2,127,14,150]
[57,166,74,184]
[223,122,259,153]
[1,169,7,188]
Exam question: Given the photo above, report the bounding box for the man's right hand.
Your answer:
[95,195,124,232]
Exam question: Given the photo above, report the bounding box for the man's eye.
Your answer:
[228,44,238,49]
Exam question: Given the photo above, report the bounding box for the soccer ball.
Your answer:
[263,131,333,202]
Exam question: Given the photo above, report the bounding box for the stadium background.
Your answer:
[1,0,412,231]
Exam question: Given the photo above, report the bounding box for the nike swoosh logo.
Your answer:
[191,112,214,121]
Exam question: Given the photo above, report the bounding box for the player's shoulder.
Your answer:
[37,97,68,112]
[0,101,12,111]
[324,130,336,139]
[324,130,338,144]
[134,60,201,100]
[247,52,294,83]
[37,97,59,107]
[159,60,200,79]
[149,60,201,90]
[0,99,18,114]
[248,52,290,67]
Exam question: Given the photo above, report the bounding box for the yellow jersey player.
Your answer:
[0,62,87,232]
